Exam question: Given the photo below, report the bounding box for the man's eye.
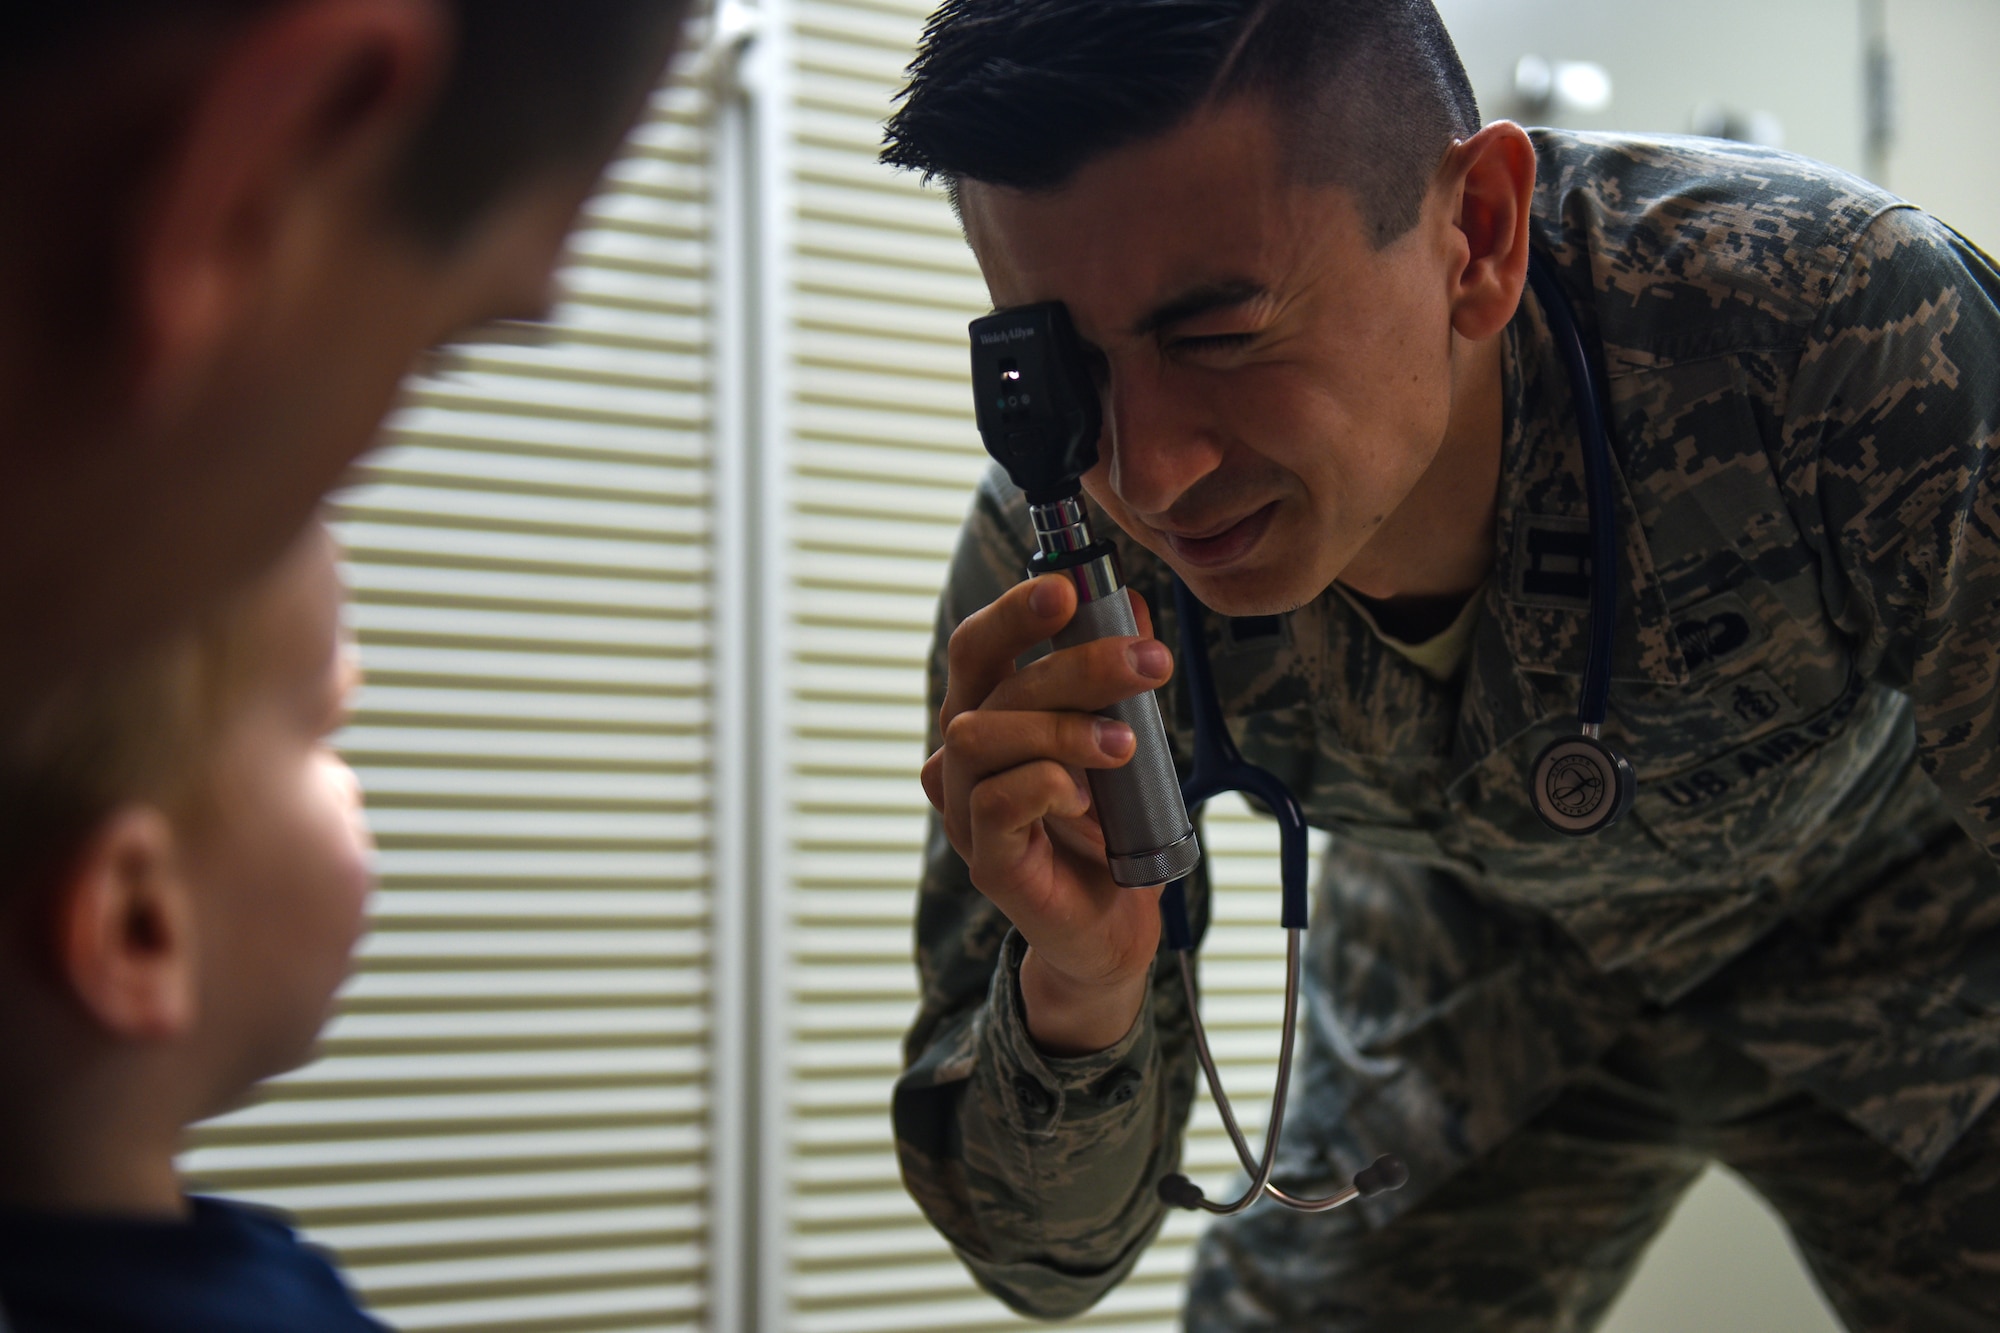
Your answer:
[1172,332,1258,354]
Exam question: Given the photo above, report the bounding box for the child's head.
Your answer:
[0,521,371,1164]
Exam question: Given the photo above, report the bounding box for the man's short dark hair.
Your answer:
[3,0,688,246]
[881,0,1481,246]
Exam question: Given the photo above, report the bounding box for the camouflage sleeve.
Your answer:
[1781,207,2000,855]
[892,465,1205,1319]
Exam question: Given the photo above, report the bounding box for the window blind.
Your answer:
[176,8,1302,1329]
[776,3,1302,1328]
[183,81,722,1333]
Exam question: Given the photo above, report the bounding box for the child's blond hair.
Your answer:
[0,597,263,897]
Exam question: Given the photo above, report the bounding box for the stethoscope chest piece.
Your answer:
[1530,732,1634,836]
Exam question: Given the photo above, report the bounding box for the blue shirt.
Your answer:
[0,1196,386,1332]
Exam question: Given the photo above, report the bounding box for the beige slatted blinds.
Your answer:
[172,7,1297,1328]
[779,3,1300,1328]
[183,81,721,1333]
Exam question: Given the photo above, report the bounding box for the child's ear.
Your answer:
[52,808,200,1041]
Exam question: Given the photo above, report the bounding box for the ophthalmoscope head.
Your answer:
[969,303,1101,504]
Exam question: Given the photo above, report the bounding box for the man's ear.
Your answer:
[1441,121,1538,343]
[51,807,201,1042]
[133,0,451,412]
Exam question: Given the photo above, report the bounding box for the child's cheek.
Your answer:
[312,751,376,946]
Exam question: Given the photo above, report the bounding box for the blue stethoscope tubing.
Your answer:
[1155,579,1339,1216]
[1152,251,1621,1215]
[1525,250,1619,731]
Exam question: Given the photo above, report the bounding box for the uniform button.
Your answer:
[1094,1068,1143,1105]
[1012,1075,1053,1117]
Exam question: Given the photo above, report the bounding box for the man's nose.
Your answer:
[1102,365,1223,518]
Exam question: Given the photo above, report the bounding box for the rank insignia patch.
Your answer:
[1510,515,1594,608]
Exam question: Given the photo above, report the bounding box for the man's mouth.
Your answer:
[1160,501,1279,568]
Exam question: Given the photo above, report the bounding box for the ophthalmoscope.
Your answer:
[968,304,1201,888]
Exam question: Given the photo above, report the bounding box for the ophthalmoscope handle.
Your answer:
[1031,498,1200,889]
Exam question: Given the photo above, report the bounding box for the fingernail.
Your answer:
[1096,720,1135,757]
[1130,640,1171,679]
[1029,579,1065,619]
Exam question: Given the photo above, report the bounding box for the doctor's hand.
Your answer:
[920,573,1173,1057]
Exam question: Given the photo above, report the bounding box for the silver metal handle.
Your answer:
[1053,589,1199,887]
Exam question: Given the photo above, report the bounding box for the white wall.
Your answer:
[1434,0,1867,171]
[1433,0,2000,257]
[1882,0,2000,254]
[1601,1168,1841,1333]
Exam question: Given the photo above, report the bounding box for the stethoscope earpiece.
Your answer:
[1530,731,1634,836]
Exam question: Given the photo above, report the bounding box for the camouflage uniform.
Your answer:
[894,131,2000,1328]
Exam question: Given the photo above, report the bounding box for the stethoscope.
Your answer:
[1152,250,1631,1216]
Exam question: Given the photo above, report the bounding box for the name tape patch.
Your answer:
[1644,672,1865,815]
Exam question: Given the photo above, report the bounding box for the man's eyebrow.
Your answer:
[1130,280,1268,336]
